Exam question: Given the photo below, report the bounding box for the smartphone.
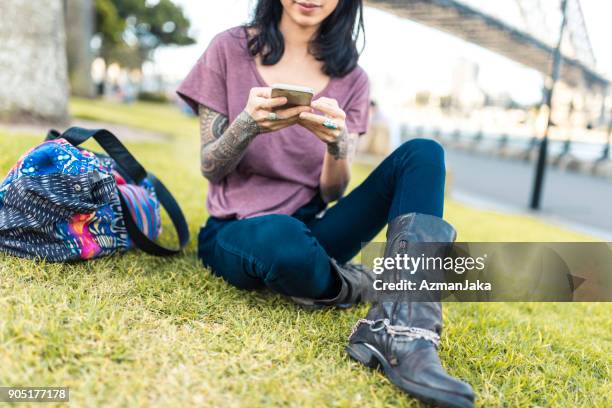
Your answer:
[271,84,314,109]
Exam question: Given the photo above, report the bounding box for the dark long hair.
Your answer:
[246,0,365,78]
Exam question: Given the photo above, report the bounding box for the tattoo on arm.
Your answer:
[320,131,359,202]
[199,105,260,182]
[327,129,358,162]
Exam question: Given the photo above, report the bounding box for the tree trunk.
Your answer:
[0,0,69,123]
[66,0,94,98]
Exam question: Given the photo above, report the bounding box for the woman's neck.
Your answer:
[278,13,319,55]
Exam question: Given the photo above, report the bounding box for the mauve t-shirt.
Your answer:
[177,26,370,219]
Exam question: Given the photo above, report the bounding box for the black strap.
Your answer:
[119,173,190,256]
[47,127,189,256]
[47,127,147,184]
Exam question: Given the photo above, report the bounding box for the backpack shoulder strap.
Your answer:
[47,127,147,184]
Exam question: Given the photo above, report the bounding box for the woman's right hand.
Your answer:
[244,87,312,134]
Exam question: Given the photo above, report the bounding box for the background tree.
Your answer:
[66,0,96,97]
[0,0,69,123]
[95,0,195,69]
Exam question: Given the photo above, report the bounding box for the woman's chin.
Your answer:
[285,6,326,28]
[289,14,323,28]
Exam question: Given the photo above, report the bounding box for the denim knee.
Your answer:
[247,216,332,298]
[394,138,446,170]
[255,215,326,283]
[204,214,332,297]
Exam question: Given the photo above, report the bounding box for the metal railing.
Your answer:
[398,124,612,176]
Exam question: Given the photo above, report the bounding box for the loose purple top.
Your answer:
[177,27,370,219]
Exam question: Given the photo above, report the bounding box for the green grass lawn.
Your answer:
[0,98,609,407]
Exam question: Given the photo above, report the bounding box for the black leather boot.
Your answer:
[346,213,475,408]
[291,259,375,309]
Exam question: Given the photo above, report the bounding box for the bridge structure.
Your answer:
[364,0,611,209]
[364,0,608,91]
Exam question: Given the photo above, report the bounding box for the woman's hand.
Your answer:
[298,97,349,159]
[244,87,311,134]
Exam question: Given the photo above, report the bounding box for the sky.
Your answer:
[153,0,612,108]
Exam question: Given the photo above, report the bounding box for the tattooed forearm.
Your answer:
[199,105,260,183]
[320,131,359,202]
[327,129,357,162]
[319,182,347,204]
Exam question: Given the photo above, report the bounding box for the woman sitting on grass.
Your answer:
[178,0,474,406]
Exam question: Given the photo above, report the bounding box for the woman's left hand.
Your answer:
[298,98,349,158]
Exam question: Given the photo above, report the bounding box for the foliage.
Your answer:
[137,91,169,104]
[94,0,195,67]
[95,0,124,48]
[0,99,608,407]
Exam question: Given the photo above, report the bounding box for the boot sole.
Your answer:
[346,342,474,408]
[290,297,354,310]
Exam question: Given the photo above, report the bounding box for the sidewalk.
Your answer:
[445,148,612,240]
[355,147,611,241]
[0,119,169,142]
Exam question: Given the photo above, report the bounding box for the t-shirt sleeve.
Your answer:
[176,32,228,116]
[344,69,370,135]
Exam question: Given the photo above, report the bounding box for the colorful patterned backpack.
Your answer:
[0,127,189,262]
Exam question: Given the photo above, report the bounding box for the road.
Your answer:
[445,148,612,238]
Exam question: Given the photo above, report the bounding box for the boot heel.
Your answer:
[346,343,380,369]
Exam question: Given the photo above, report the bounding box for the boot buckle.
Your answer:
[369,318,390,332]
[350,318,441,348]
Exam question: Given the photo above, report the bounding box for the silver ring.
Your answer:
[267,112,278,121]
[323,119,338,130]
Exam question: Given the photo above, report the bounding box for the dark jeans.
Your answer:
[198,139,447,299]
